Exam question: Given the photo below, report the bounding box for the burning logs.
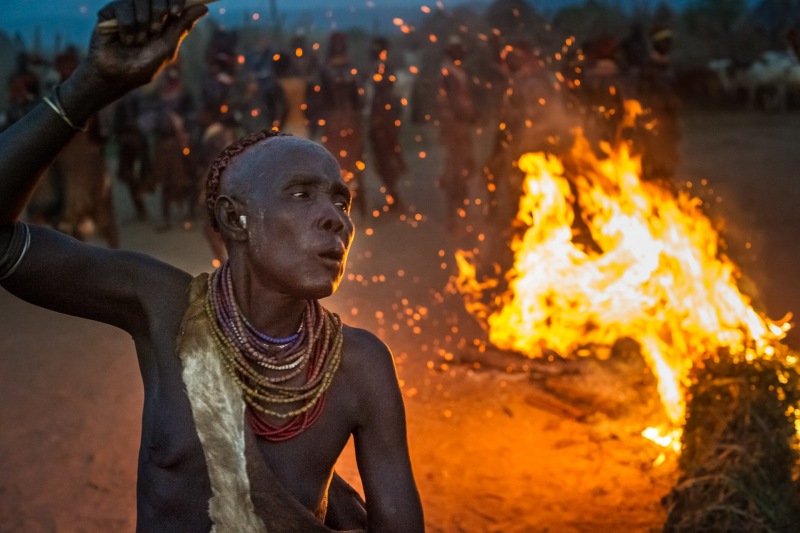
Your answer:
[663,354,800,532]
[457,340,665,424]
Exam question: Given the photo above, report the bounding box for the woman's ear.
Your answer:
[214,195,248,242]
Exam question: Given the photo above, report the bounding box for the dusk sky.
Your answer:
[1,0,698,45]
[1,1,466,46]
[2,0,761,24]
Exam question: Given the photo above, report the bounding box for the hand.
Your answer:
[77,1,207,101]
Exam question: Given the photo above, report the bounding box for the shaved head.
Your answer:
[206,129,289,230]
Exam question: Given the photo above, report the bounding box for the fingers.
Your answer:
[97,1,137,45]
[133,0,150,44]
[168,0,185,16]
[161,3,207,43]
[82,0,205,97]
[151,0,169,33]
[96,0,199,43]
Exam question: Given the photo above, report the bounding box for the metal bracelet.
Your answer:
[42,85,88,133]
[0,222,31,281]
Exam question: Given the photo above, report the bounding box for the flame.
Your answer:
[454,109,790,438]
[642,427,682,453]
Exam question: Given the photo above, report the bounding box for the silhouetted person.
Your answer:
[437,35,476,233]
[274,53,310,138]
[639,26,681,182]
[484,41,564,225]
[367,37,407,213]
[113,90,152,221]
[152,63,195,230]
[319,31,366,216]
[52,47,119,248]
[3,52,40,130]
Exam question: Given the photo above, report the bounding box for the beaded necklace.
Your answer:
[206,262,344,442]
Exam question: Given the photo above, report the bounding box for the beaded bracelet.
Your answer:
[0,222,31,280]
[42,85,88,133]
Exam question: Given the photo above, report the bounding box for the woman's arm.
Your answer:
[0,0,207,226]
[0,1,206,331]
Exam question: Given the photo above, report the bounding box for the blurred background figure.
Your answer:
[201,29,238,122]
[196,108,239,265]
[53,46,119,247]
[367,36,407,213]
[580,35,625,149]
[274,51,310,138]
[620,22,650,82]
[151,63,196,231]
[241,33,279,129]
[483,40,565,226]
[437,35,476,234]
[3,52,40,131]
[319,31,366,216]
[289,33,325,140]
[16,49,61,227]
[638,25,681,183]
[113,90,152,223]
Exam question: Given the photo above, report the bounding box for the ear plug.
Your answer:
[239,215,247,229]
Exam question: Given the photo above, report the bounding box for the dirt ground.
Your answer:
[1,110,799,532]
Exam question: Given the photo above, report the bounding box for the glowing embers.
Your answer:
[454,126,790,435]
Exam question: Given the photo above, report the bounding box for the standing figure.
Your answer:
[437,36,476,232]
[242,34,279,129]
[291,34,325,140]
[620,23,650,81]
[7,52,60,226]
[274,53,310,138]
[639,26,681,183]
[3,52,41,130]
[580,35,625,149]
[319,32,366,216]
[52,47,119,248]
[484,41,564,225]
[113,90,152,222]
[196,108,239,264]
[200,30,237,121]
[367,37,407,212]
[152,64,195,230]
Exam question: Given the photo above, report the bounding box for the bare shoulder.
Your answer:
[131,251,194,314]
[339,324,404,423]
[125,251,197,338]
[340,324,397,377]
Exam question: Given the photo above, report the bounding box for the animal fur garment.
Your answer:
[177,274,367,532]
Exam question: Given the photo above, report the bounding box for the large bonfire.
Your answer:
[453,107,794,448]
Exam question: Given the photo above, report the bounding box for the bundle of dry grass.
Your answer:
[663,352,800,532]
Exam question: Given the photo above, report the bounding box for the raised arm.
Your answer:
[352,331,425,532]
[0,1,207,329]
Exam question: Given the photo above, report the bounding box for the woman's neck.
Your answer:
[227,261,307,339]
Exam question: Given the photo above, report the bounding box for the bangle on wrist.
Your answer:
[0,222,31,281]
[42,85,88,132]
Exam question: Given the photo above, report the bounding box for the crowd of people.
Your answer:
[1,18,682,254]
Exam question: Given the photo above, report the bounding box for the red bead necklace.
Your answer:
[207,263,343,441]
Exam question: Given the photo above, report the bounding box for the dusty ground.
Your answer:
[1,110,799,532]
